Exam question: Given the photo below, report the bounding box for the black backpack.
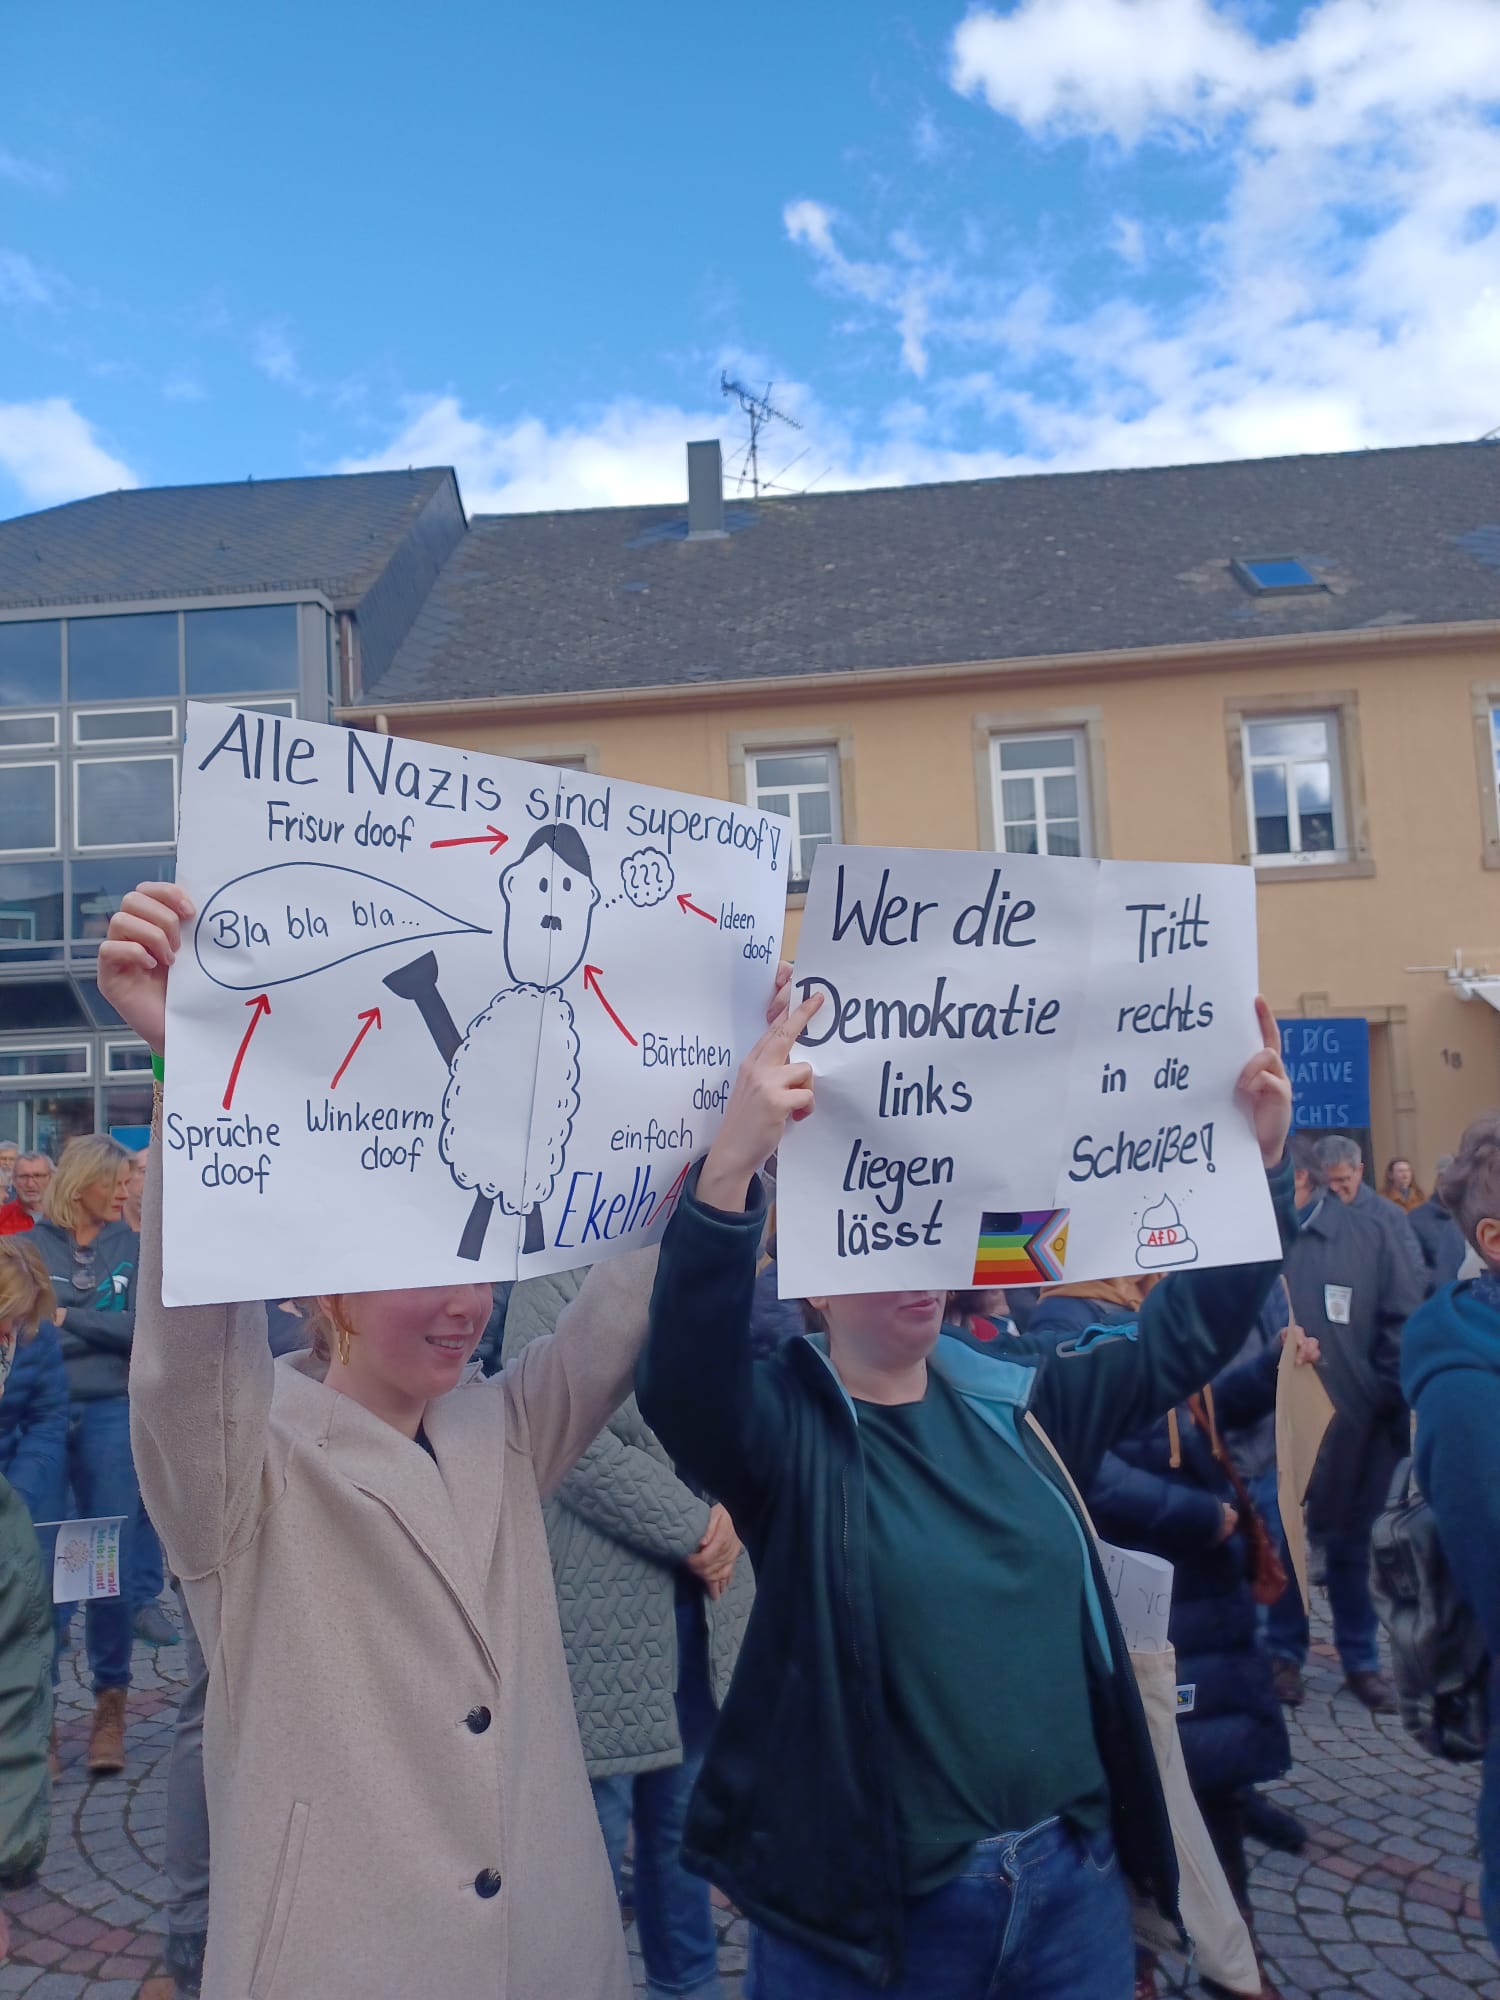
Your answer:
[1370,1456,1488,1761]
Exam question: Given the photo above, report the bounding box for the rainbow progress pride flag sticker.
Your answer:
[972,1210,1070,1286]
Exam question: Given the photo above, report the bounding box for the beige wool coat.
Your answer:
[130,1147,651,2000]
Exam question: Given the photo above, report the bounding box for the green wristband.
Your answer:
[150,1052,165,1084]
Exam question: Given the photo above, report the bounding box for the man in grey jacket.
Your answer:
[1317,1134,1429,1293]
[1271,1138,1423,1712]
[504,1271,752,2000]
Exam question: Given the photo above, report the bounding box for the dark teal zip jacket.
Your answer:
[638,1156,1296,1987]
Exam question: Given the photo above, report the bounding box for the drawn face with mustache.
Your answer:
[499,824,600,988]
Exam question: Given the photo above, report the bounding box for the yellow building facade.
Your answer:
[364,619,1500,1182]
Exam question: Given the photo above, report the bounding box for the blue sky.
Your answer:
[4,0,1500,520]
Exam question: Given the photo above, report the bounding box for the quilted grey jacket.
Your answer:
[503,1269,753,1778]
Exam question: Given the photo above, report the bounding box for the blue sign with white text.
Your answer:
[1276,1018,1370,1131]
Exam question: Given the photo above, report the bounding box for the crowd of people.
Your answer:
[0,878,1492,2000]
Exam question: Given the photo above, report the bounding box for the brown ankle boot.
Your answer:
[86,1688,127,1774]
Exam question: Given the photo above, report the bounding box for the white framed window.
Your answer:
[747,746,840,892]
[1242,714,1345,862]
[0,763,59,855]
[0,713,58,751]
[104,1040,153,1076]
[990,731,1091,857]
[0,1043,90,1081]
[227,697,298,719]
[72,754,179,851]
[73,705,179,746]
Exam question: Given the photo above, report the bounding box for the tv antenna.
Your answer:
[720,372,802,497]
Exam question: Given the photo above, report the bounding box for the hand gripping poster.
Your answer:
[161,705,785,1306]
[775,845,1281,1297]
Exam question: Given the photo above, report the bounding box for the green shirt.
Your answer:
[855,1370,1109,1895]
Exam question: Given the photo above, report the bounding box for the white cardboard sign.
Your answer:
[162,705,786,1305]
[776,846,1278,1297]
[1098,1542,1174,1654]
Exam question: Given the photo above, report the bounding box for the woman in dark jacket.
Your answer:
[1087,1331,1316,1999]
[28,1133,137,1776]
[638,984,1295,2000]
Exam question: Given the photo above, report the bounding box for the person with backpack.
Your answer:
[1401,1112,1500,1955]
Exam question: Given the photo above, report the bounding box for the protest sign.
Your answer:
[1098,1542,1174,1653]
[50,1516,125,1605]
[1275,1325,1335,1611]
[162,704,786,1305]
[776,846,1279,1296]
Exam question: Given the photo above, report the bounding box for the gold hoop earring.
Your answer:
[330,1305,355,1369]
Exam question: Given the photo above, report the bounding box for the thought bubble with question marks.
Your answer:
[619,845,675,909]
[195,863,488,990]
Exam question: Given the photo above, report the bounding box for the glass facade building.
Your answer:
[0,600,334,1151]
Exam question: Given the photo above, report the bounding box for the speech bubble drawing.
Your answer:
[195,864,489,991]
[619,845,675,909]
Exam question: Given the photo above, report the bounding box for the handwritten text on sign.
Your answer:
[775,846,1279,1296]
[162,705,785,1306]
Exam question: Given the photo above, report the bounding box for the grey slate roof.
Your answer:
[360,442,1500,708]
[0,469,455,612]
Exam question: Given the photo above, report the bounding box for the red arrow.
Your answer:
[222,995,271,1111]
[330,1007,382,1090]
[584,965,638,1047]
[430,825,509,855]
[676,892,718,924]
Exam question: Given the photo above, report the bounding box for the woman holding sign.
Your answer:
[99,882,660,2000]
[638,978,1295,2000]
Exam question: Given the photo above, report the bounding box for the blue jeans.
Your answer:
[746,1818,1133,2000]
[1257,1466,1380,1679]
[592,1594,722,2000]
[63,1398,139,1691]
[129,1502,165,1607]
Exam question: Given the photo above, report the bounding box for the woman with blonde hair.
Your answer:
[0,1236,61,1906]
[30,1132,139,1773]
[101,881,668,2000]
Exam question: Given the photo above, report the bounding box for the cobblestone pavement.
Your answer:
[0,1605,1492,1997]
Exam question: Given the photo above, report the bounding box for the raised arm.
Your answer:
[500,1246,659,1500]
[503,1272,711,1559]
[637,981,819,1527]
[1035,997,1296,1485]
[101,883,277,1580]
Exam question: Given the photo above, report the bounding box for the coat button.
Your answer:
[474,1868,503,1899]
[465,1705,492,1734]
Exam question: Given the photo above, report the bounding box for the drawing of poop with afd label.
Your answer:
[1135,1194,1199,1270]
[196,864,488,990]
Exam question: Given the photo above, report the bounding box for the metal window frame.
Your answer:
[0,1039,92,1082]
[1241,711,1348,863]
[746,743,842,890]
[0,761,61,856]
[0,712,60,752]
[989,727,1092,858]
[71,752,181,853]
[103,1038,153,1076]
[72,703,180,747]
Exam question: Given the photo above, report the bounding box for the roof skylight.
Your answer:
[1232,556,1323,596]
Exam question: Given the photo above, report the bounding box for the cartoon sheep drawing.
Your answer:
[382,823,600,1263]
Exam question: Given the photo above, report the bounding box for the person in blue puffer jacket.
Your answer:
[1039,1278,1317,1999]
[1401,1113,1500,1958]
[0,1314,68,1536]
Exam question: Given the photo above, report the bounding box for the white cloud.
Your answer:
[0,147,62,195]
[162,373,207,403]
[0,398,138,508]
[335,387,1034,516]
[784,199,945,378]
[781,0,1500,470]
[0,248,62,309]
[251,322,311,392]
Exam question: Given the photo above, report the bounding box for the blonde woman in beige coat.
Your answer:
[101,882,648,2000]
